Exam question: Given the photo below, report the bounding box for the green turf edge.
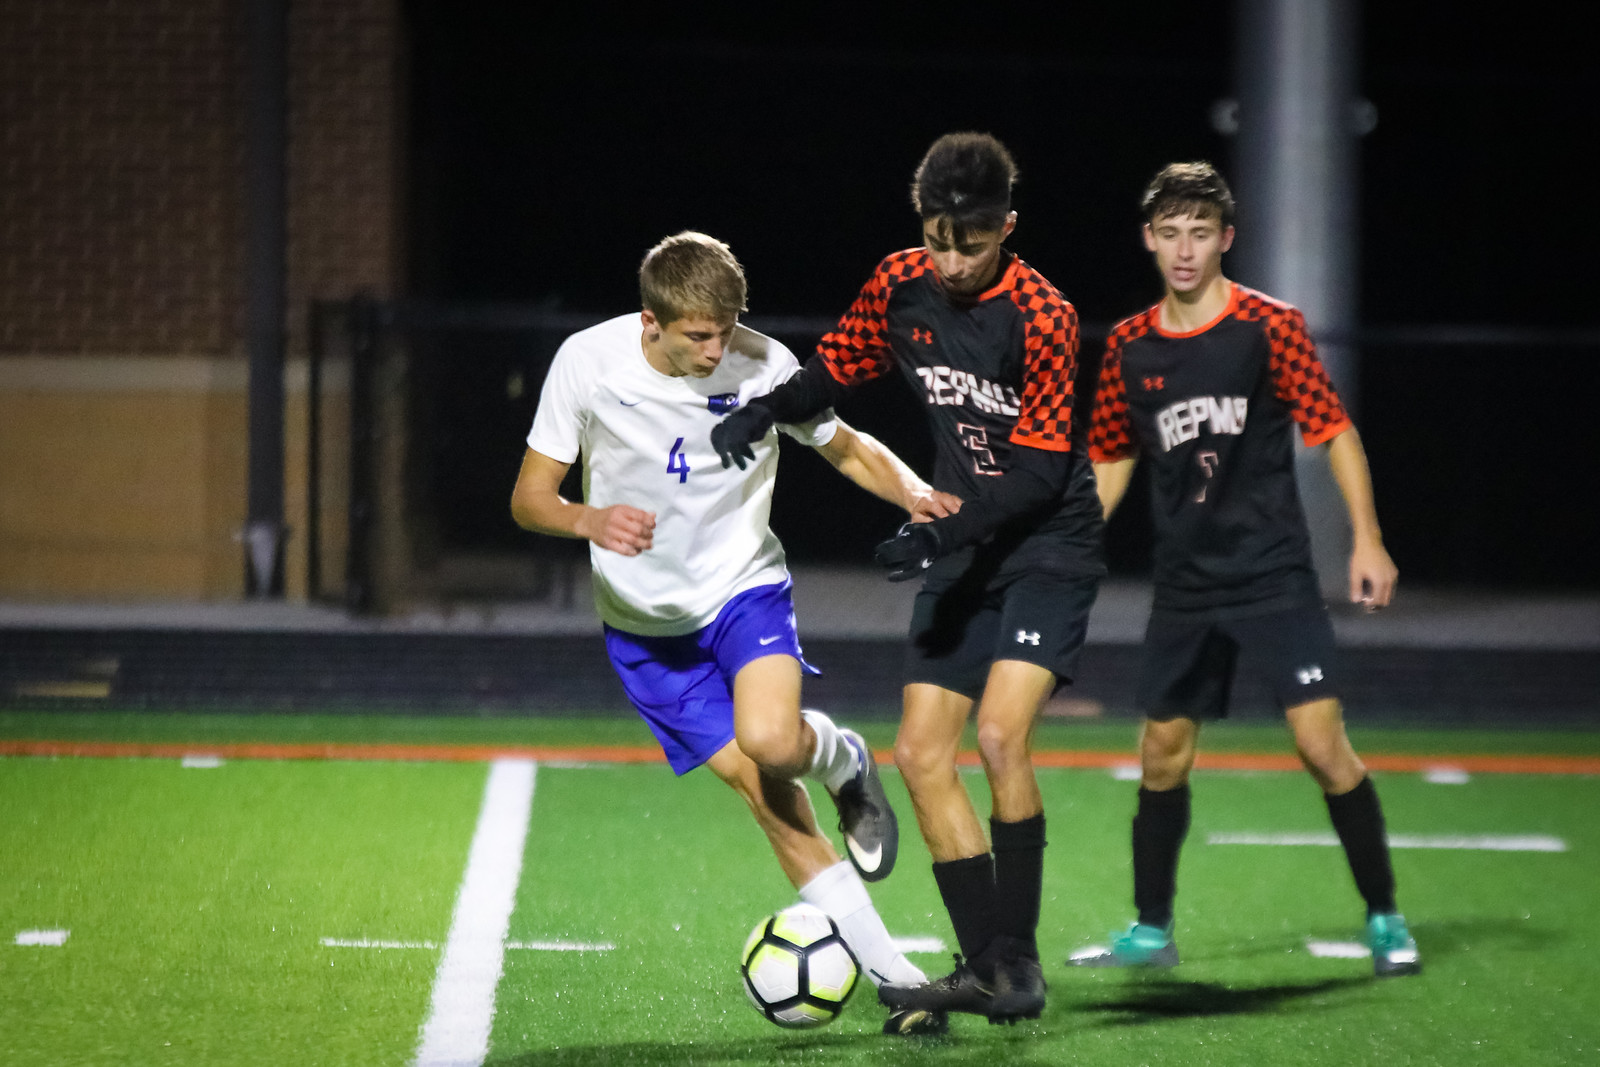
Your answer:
[2,710,1598,757]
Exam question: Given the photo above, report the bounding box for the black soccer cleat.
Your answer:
[830,729,899,882]
[987,952,1047,1024]
[882,1008,950,1037]
[878,955,994,1017]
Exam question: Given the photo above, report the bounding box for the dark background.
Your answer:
[399,1,1599,590]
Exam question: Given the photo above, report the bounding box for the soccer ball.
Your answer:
[740,903,859,1028]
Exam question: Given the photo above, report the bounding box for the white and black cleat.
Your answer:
[831,729,899,882]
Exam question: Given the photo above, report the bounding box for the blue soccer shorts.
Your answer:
[603,579,818,775]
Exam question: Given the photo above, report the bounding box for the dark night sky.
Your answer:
[400,1,1599,589]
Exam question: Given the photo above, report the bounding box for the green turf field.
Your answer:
[2,712,1598,1065]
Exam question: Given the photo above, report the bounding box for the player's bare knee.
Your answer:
[1139,719,1196,787]
[974,717,1028,776]
[1297,742,1365,793]
[893,734,954,794]
[736,721,804,778]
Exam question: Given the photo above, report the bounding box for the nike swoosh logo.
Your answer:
[758,635,782,646]
[846,836,883,872]
[619,399,642,406]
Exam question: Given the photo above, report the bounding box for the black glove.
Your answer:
[873,522,944,582]
[711,402,776,470]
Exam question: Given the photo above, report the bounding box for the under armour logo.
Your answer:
[1296,665,1324,684]
[1142,376,1166,391]
[1015,630,1041,645]
[911,328,934,345]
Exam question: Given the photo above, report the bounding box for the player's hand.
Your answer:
[873,522,944,582]
[579,505,655,556]
[1348,538,1398,611]
[909,490,963,522]
[711,404,776,470]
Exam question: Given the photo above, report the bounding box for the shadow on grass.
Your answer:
[1391,916,1556,959]
[486,1026,1066,1066]
[1080,975,1370,1026]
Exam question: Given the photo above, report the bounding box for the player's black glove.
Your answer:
[873,522,944,582]
[711,403,776,470]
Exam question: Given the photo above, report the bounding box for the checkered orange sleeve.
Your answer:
[1263,304,1352,446]
[1088,326,1136,463]
[1007,265,1078,452]
[815,249,929,386]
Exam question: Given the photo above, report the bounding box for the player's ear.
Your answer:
[1219,225,1236,253]
[1142,223,1157,252]
[1002,211,1018,240]
[640,309,661,341]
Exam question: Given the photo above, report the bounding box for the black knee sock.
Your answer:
[931,854,998,974]
[991,813,1046,959]
[1132,784,1190,929]
[1325,775,1397,917]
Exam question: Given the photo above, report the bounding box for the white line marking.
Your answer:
[1306,939,1370,959]
[504,940,615,952]
[1422,767,1470,784]
[890,936,947,955]
[1208,832,1567,852]
[324,939,438,950]
[15,929,69,946]
[181,755,225,769]
[324,937,612,952]
[412,759,536,1067]
[1110,765,1142,781]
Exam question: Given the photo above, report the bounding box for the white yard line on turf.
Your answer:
[14,929,69,946]
[324,938,614,952]
[1208,832,1567,852]
[1306,939,1370,959]
[412,758,536,1067]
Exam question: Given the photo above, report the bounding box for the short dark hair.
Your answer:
[1141,161,1236,228]
[911,132,1017,240]
[638,231,747,325]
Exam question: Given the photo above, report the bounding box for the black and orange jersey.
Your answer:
[1089,282,1352,610]
[816,248,1103,581]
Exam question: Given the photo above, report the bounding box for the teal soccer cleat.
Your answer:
[1366,912,1421,977]
[1067,922,1179,968]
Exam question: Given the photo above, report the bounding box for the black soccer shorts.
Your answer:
[903,572,1099,700]
[1137,595,1342,721]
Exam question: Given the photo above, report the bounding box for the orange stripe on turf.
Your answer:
[3,739,1600,774]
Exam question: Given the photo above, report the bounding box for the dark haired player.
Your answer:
[1069,162,1419,977]
[714,133,1105,1028]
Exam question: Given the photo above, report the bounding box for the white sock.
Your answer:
[801,708,860,794]
[799,860,926,988]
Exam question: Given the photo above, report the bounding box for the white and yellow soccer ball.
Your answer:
[740,903,859,1028]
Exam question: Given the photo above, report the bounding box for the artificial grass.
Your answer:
[3,714,1598,1065]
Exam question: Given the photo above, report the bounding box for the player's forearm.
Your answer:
[1325,427,1385,547]
[1093,456,1137,518]
[829,430,932,514]
[511,488,592,541]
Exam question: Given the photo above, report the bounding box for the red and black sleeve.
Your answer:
[1007,269,1079,452]
[1265,306,1352,445]
[1088,322,1139,463]
[815,250,930,387]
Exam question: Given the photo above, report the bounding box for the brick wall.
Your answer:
[0,0,404,601]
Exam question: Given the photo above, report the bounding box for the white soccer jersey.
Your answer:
[527,314,837,636]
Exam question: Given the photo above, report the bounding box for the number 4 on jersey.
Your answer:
[667,437,691,483]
